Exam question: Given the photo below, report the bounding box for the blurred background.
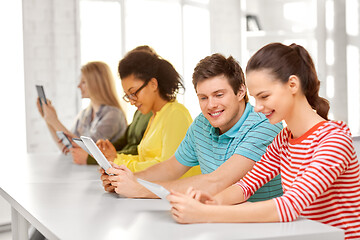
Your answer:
[1,0,359,236]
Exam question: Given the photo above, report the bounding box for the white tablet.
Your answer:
[137,178,170,200]
[56,131,73,149]
[72,138,92,155]
[80,136,113,175]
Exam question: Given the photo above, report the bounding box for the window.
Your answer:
[79,0,123,111]
[79,0,210,120]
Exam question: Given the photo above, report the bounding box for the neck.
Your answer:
[284,95,325,139]
[219,101,246,135]
[91,101,102,114]
[151,96,169,116]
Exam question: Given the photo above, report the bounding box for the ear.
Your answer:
[236,84,247,101]
[288,75,300,94]
[148,78,158,91]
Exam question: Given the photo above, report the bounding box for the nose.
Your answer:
[208,97,218,109]
[254,102,264,113]
[129,99,136,105]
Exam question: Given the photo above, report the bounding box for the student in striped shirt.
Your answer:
[167,43,360,239]
[101,53,283,200]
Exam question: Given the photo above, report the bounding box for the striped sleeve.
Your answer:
[236,129,283,200]
[274,132,353,222]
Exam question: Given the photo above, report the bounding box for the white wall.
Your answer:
[23,0,80,153]
[0,0,26,229]
[209,0,242,61]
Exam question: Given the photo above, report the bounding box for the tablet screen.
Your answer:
[36,85,47,104]
[80,136,113,174]
[56,131,72,149]
[137,178,170,200]
[72,138,92,155]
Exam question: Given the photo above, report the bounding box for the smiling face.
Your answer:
[196,75,246,134]
[246,69,295,124]
[121,74,157,114]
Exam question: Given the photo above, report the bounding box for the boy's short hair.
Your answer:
[192,53,248,102]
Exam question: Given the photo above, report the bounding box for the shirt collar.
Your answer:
[95,104,105,117]
[209,102,251,138]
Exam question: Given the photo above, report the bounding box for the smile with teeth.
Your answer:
[209,110,224,117]
[263,110,274,117]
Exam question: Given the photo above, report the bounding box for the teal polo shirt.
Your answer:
[175,103,283,202]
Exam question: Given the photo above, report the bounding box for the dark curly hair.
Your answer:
[118,51,184,101]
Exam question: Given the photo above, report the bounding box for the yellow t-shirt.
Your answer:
[114,101,201,177]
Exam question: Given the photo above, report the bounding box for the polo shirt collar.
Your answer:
[210,102,251,138]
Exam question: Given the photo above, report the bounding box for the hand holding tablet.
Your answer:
[36,85,48,115]
[56,131,73,149]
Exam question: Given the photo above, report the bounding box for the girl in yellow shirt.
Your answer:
[99,49,200,177]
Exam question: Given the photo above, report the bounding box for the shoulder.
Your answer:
[162,101,192,121]
[76,107,90,120]
[167,101,190,114]
[102,105,124,115]
[315,121,353,143]
[100,105,126,120]
[241,104,283,135]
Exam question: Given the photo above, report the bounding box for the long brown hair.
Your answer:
[81,61,122,109]
[246,42,330,120]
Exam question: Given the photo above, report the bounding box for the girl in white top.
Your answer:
[37,61,127,164]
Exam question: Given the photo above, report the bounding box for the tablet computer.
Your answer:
[137,178,170,200]
[72,138,92,155]
[36,85,48,106]
[80,136,113,175]
[56,131,73,149]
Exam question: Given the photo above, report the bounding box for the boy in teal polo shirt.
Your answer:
[175,102,283,201]
[101,53,283,201]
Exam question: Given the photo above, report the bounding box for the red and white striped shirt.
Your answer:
[236,121,360,239]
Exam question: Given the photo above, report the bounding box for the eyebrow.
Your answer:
[255,91,268,97]
[197,89,227,96]
[127,87,135,92]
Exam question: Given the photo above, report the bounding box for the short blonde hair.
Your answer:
[81,61,121,109]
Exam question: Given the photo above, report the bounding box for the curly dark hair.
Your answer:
[118,51,184,101]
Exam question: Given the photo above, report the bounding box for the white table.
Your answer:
[0,153,345,240]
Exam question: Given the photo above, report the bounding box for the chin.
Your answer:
[268,118,282,125]
[139,108,150,115]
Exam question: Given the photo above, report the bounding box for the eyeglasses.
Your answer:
[122,80,149,103]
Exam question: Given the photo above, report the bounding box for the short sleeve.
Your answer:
[235,120,282,162]
[175,120,199,167]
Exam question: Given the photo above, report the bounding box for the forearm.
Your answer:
[47,117,70,134]
[157,171,229,195]
[134,156,188,182]
[203,199,279,223]
[214,184,246,205]
[162,154,256,195]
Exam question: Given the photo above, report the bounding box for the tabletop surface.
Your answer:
[0,153,345,240]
